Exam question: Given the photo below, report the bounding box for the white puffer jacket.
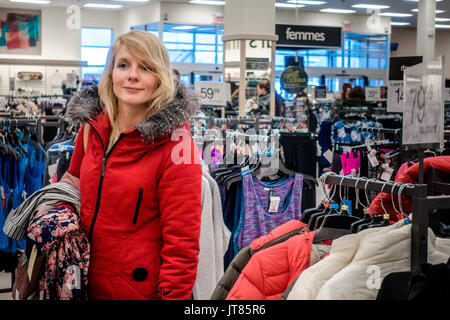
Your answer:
[287,219,450,300]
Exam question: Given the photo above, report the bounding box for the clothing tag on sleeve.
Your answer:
[268,196,281,213]
[324,150,333,163]
[368,149,379,167]
[380,166,394,181]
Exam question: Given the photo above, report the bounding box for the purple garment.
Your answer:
[237,173,303,250]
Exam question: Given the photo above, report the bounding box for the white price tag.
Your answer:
[368,150,379,167]
[366,87,380,101]
[324,150,333,163]
[380,166,394,181]
[387,80,404,112]
[194,82,231,106]
[268,196,281,213]
[402,56,445,147]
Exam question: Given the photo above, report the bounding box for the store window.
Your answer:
[274,33,388,93]
[132,23,224,65]
[81,27,113,82]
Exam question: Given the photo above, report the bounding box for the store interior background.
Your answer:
[0,0,449,97]
[0,0,449,300]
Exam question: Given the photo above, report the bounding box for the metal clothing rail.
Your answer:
[322,173,450,275]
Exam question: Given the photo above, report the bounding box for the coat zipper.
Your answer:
[87,124,126,243]
[132,188,144,224]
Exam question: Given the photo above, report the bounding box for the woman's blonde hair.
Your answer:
[98,30,175,152]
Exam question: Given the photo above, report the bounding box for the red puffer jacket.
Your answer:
[369,156,450,221]
[65,82,202,300]
[226,230,331,300]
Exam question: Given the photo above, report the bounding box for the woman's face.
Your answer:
[112,45,158,110]
[344,87,351,98]
[257,85,266,96]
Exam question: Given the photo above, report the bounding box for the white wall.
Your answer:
[0,7,120,61]
[391,26,450,78]
[118,1,160,36]
[160,2,224,26]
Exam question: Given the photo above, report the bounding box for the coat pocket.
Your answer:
[132,188,143,224]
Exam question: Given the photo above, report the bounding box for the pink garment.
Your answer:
[340,152,361,175]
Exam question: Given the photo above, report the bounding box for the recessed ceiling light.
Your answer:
[391,22,411,26]
[436,24,450,28]
[411,9,445,13]
[436,17,450,22]
[112,0,150,2]
[84,3,123,8]
[379,12,414,17]
[9,0,50,4]
[173,26,198,30]
[276,3,306,8]
[404,0,443,2]
[352,4,390,10]
[320,8,356,14]
[189,0,225,5]
[286,0,327,5]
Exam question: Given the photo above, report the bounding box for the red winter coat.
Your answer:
[369,156,450,221]
[226,230,331,300]
[65,83,202,300]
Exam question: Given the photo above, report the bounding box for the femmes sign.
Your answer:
[285,28,326,42]
[276,24,342,48]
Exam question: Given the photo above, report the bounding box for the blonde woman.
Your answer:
[65,30,202,300]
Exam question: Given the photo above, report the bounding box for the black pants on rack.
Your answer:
[280,134,317,211]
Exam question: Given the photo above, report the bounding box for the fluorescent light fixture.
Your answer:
[189,0,225,5]
[404,0,443,2]
[411,9,445,13]
[9,0,50,4]
[276,3,306,8]
[84,3,123,8]
[352,4,390,10]
[436,24,450,29]
[436,17,450,22]
[380,12,413,17]
[113,0,150,2]
[391,21,411,26]
[173,26,197,30]
[286,0,327,4]
[320,8,356,14]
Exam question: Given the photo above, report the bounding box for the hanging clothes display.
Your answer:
[235,172,303,251]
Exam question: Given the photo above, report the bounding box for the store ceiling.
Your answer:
[0,0,448,27]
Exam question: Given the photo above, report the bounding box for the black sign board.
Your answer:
[276,24,342,48]
[281,65,308,94]
[389,56,423,81]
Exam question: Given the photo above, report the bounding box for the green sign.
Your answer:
[280,65,308,94]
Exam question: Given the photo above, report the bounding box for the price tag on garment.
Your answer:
[368,149,379,167]
[194,81,231,106]
[402,56,445,148]
[380,165,394,181]
[324,149,333,164]
[0,186,4,200]
[268,196,281,213]
[387,80,404,112]
[366,87,380,102]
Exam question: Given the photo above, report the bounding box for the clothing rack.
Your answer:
[322,173,450,275]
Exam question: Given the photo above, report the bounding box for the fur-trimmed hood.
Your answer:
[65,81,200,143]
